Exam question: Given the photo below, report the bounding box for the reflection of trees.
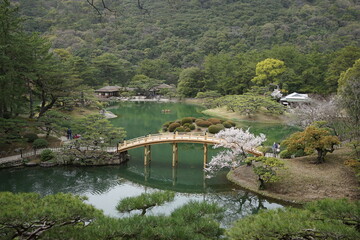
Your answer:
[0,166,124,196]
[203,190,270,227]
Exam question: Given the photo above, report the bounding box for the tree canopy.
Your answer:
[227,198,360,240]
[282,125,340,164]
[0,192,101,240]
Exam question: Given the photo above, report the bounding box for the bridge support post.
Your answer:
[172,167,177,186]
[172,143,178,167]
[144,166,151,182]
[203,144,208,168]
[144,145,151,166]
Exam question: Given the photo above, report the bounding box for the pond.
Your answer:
[0,101,298,227]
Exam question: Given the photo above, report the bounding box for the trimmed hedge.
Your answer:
[168,122,181,132]
[181,117,194,125]
[195,118,206,124]
[162,121,172,128]
[207,118,222,125]
[175,126,186,132]
[223,121,233,128]
[196,120,212,128]
[33,139,49,149]
[279,150,292,159]
[280,149,307,159]
[223,120,236,127]
[208,124,225,134]
[24,133,38,143]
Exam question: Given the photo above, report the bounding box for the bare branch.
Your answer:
[86,0,101,16]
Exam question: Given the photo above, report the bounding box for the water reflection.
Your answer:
[0,166,283,225]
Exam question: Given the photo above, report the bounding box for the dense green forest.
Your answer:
[1,0,360,118]
[13,0,360,95]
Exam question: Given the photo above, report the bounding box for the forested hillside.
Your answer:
[12,0,360,94]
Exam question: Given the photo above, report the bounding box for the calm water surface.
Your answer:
[0,102,297,226]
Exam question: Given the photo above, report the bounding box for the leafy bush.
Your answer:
[279,150,292,159]
[24,133,38,143]
[195,91,222,99]
[257,146,272,154]
[195,118,206,124]
[162,121,172,128]
[280,148,307,158]
[181,117,194,125]
[168,122,181,132]
[162,127,168,132]
[223,121,233,128]
[207,118,222,125]
[40,149,55,162]
[208,124,225,134]
[175,126,186,132]
[188,124,195,130]
[224,120,236,127]
[196,120,212,127]
[33,139,49,149]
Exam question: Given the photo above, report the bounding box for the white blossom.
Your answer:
[205,127,266,178]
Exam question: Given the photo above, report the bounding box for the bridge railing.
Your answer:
[118,132,219,149]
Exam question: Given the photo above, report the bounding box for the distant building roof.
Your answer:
[280,92,311,102]
[95,86,121,93]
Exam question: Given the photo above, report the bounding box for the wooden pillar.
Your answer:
[144,166,150,182]
[203,144,208,168]
[172,143,178,167]
[172,167,177,186]
[144,145,151,166]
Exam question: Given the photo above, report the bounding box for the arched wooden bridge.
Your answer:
[117,132,262,168]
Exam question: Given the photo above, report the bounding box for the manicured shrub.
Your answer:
[24,133,38,143]
[175,126,185,132]
[162,127,168,132]
[196,120,212,127]
[33,139,49,149]
[279,150,292,159]
[181,117,194,125]
[183,123,191,128]
[40,149,55,162]
[223,120,236,128]
[195,118,206,124]
[280,148,306,158]
[208,124,225,134]
[168,122,181,132]
[207,118,222,125]
[223,121,232,128]
[184,127,191,132]
[189,124,195,130]
[162,121,172,128]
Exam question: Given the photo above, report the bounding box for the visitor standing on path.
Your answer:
[67,128,72,140]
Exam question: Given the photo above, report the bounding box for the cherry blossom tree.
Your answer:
[205,127,266,177]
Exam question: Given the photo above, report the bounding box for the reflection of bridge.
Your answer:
[118,132,262,168]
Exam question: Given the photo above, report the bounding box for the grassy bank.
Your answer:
[227,147,360,204]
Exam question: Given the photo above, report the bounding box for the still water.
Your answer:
[0,102,297,226]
